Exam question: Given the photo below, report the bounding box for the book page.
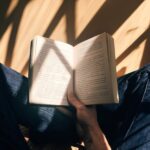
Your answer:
[74,33,118,104]
[29,36,73,105]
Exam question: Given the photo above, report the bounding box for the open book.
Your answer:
[29,33,119,105]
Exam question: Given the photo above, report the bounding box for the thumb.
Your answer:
[67,90,84,109]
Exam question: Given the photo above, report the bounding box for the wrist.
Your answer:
[83,125,111,150]
[83,124,103,142]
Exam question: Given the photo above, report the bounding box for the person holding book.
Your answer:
[0,62,150,149]
[67,91,111,150]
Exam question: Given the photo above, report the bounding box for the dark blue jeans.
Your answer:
[0,63,150,150]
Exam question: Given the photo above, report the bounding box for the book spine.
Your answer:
[28,38,37,103]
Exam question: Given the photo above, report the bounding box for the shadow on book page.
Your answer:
[29,37,73,105]
[74,34,118,104]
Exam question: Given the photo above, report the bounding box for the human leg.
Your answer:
[96,64,150,149]
[115,66,150,150]
[1,62,150,149]
[0,63,77,144]
[0,75,29,149]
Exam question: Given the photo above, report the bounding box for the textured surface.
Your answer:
[0,0,150,77]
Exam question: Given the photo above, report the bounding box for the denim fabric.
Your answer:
[0,63,150,149]
[97,65,150,149]
[0,66,30,150]
[0,63,77,145]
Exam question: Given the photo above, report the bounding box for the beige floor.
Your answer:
[1,0,150,77]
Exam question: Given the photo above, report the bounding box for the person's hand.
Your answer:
[67,91,98,130]
[67,91,111,150]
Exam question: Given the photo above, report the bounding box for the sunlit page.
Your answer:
[29,37,73,105]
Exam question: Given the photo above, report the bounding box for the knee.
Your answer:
[140,63,150,74]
